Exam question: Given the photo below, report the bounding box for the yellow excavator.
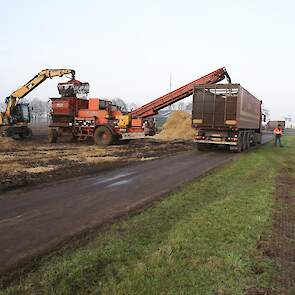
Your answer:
[0,69,75,138]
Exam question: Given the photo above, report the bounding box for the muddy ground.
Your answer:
[0,131,192,193]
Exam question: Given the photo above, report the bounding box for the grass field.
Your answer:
[1,136,295,295]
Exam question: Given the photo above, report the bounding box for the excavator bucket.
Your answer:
[57,79,90,97]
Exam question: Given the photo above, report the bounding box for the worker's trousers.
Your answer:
[274,135,282,147]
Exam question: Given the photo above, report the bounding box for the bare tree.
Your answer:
[112,97,128,112]
[177,101,185,111]
[185,102,192,112]
[28,98,50,122]
[0,101,6,112]
[127,102,139,111]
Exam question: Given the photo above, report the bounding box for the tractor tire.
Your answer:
[94,126,114,146]
[48,129,58,143]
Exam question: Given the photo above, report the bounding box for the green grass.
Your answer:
[2,137,295,295]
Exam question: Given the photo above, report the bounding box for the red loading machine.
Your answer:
[49,67,231,145]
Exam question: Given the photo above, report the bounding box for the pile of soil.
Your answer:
[0,137,16,152]
[155,111,195,140]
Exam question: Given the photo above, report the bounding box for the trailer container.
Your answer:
[266,120,285,130]
[192,83,263,152]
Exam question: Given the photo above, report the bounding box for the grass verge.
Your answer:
[1,137,295,295]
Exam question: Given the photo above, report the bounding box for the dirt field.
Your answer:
[0,135,192,192]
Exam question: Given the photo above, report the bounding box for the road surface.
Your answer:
[0,135,273,274]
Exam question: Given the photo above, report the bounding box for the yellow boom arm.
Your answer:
[1,69,75,125]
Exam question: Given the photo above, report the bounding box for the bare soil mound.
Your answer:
[155,111,195,140]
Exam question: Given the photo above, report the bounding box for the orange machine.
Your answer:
[49,67,230,145]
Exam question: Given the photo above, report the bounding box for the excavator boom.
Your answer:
[10,69,75,99]
[131,67,231,119]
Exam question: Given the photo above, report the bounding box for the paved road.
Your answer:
[0,135,273,274]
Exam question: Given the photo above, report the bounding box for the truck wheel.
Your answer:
[243,133,248,150]
[94,126,114,146]
[246,134,250,150]
[234,135,243,153]
[242,134,247,151]
[48,129,58,143]
[251,134,257,147]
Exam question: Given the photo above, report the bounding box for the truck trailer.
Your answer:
[266,120,285,131]
[192,83,264,152]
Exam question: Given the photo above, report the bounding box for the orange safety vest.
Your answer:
[273,127,283,135]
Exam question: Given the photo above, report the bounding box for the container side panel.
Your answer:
[237,86,261,129]
[226,95,237,121]
[214,95,225,125]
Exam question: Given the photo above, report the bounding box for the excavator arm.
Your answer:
[131,67,231,119]
[1,69,75,125]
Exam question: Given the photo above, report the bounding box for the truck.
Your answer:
[266,120,285,131]
[192,83,264,152]
[49,67,231,145]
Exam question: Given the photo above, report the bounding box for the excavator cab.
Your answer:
[11,103,30,124]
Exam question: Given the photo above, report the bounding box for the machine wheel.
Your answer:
[245,133,250,150]
[26,128,33,138]
[48,129,58,143]
[234,135,243,153]
[4,127,16,138]
[94,126,114,146]
[251,133,257,147]
[243,133,249,151]
[242,133,247,151]
[20,127,32,139]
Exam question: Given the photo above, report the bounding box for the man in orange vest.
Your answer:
[273,124,283,147]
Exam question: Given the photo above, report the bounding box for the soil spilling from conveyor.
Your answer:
[155,111,195,140]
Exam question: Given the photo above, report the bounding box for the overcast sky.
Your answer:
[1,0,294,120]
